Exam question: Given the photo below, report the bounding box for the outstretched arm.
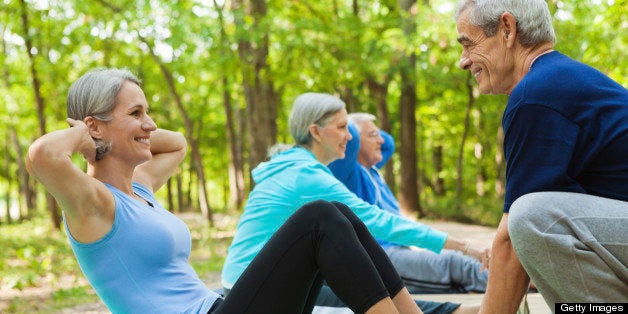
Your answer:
[443,234,491,267]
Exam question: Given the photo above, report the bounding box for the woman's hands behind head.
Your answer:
[66,118,98,163]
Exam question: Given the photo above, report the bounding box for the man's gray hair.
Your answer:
[348,112,377,133]
[455,0,556,46]
[288,92,346,146]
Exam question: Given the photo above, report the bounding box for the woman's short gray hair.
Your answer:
[288,92,346,146]
[455,0,555,46]
[67,68,141,121]
[66,68,141,160]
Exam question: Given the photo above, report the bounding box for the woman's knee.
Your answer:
[296,200,350,228]
[330,201,368,232]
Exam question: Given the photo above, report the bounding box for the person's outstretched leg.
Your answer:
[216,200,411,314]
[386,246,488,293]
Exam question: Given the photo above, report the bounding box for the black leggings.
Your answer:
[212,200,405,314]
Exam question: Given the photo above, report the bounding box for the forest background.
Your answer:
[1,0,627,226]
[0,0,626,311]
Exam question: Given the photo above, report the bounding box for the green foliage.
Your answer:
[4,286,100,314]
[50,286,100,307]
[0,215,77,291]
[2,1,624,311]
[1,0,626,224]
[424,193,504,227]
[186,213,235,275]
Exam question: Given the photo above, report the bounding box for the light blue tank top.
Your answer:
[64,182,219,313]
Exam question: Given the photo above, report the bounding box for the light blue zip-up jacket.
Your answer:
[329,123,401,249]
[221,146,448,288]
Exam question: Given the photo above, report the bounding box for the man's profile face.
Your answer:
[357,120,384,168]
[456,9,514,95]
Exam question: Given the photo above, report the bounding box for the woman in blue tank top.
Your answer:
[27,68,421,313]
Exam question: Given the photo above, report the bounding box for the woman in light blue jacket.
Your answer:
[222,92,485,314]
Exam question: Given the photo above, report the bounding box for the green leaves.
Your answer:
[0,216,76,291]
[0,0,625,224]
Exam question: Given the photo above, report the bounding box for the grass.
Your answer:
[0,211,234,313]
[422,194,504,227]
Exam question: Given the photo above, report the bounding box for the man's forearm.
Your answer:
[480,214,530,314]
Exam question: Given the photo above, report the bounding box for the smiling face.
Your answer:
[357,120,384,168]
[98,81,157,166]
[456,10,517,95]
[311,109,352,165]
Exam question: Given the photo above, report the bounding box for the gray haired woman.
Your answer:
[223,92,481,314]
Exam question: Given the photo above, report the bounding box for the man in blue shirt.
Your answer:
[329,112,489,294]
[455,0,628,312]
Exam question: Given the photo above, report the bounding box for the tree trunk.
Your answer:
[222,78,246,210]
[340,87,358,113]
[3,133,12,224]
[166,177,175,213]
[215,0,246,210]
[495,126,505,197]
[366,76,395,190]
[186,167,193,210]
[475,104,489,197]
[398,61,421,218]
[432,145,445,196]
[19,0,60,228]
[141,37,214,224]
[233,0,279,179]
[455,72,475,210]
[397,0,422,218]
[2,31,13,224]
[11,127,34,219]
[176,171,185,212]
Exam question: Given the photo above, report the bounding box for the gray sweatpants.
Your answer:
[509,192,628,306]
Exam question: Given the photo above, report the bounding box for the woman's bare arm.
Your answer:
[133,129,187,192]
[27,119,114,241]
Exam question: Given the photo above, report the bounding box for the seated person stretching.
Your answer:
[222,92,488,314]
[329,112,489,294]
